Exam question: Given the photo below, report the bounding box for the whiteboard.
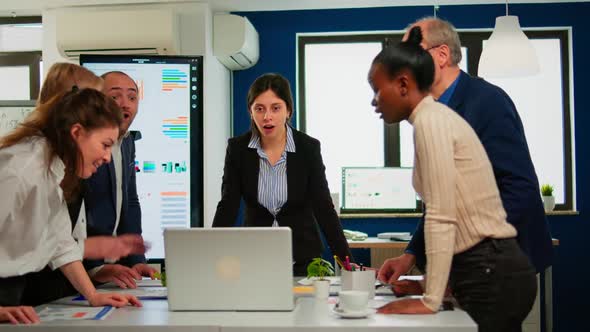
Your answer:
[0,102,35,137]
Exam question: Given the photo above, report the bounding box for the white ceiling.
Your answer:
[0,0,586,18]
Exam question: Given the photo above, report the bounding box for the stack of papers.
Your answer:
[377,232,412,241]
[343,229,368,241]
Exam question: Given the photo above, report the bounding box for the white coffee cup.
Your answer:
[338,290,369,313]
[341,270,376,298]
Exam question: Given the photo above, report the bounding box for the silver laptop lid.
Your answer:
[164,227,294,311]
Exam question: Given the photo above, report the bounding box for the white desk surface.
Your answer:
[4,295,476,331]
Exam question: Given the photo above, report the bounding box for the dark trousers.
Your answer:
[449,238,537,332]
[0,267,77,306]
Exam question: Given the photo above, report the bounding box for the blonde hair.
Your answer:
[38,63,103,104]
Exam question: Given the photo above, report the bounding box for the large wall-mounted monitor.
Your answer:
[341,167,421,213]
[81,54,203,259]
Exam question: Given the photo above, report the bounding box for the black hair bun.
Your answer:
[406,26,423,46]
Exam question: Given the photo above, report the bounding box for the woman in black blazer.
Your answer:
[213,73,352,276]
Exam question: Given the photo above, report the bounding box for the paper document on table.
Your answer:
[38,306,114,321]
[109,286,167,299]
[101,277,162,288]
[73,286,167,301]
[399,275,424,281]
[136,278,163,287]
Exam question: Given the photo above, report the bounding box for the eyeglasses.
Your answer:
[425,44,444,51]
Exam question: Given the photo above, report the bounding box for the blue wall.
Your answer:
[232,3,590,331]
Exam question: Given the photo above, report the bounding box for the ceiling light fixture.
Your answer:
[477,0,540,78]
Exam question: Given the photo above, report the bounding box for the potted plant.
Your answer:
[306,258,335,299]
[153,271,166,287]
[541,184,555,212]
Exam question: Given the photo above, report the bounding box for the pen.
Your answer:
[334,255,345,269]
[345,256,351,271]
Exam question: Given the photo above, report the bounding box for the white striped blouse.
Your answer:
[248,125,296,223]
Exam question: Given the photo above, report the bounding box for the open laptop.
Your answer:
[164,227,294,311]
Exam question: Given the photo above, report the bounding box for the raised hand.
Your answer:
[84,234,147,260]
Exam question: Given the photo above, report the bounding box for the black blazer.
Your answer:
[213,128,352,271]
[83,134,145,269]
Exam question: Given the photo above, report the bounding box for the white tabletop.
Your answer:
[3,295,476,331]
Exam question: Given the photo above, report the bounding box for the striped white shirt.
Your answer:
[248,126,296,223]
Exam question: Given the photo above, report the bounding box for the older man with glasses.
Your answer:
[377,16,553,326]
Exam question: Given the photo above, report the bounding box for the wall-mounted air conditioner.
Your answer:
[213,14,259,70]
[56,9,180,60]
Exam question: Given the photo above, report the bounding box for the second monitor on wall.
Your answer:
[81,54,204,260]
[341,167,421,214]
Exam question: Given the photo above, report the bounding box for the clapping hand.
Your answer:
[84,234,147,261]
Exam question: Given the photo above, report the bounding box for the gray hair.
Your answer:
[407,17,463,66]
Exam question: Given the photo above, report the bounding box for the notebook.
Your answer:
[164,227,294,311]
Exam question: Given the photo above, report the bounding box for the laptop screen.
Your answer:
[164,227,294,311]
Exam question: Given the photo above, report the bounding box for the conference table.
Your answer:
[4,281,477,331]
[348,237,560,332]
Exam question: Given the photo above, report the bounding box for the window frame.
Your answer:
[0,16,43,102]
[0,51,42,100]
[297,28,573,212]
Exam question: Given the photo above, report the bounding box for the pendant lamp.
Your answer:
[477,2,540,78]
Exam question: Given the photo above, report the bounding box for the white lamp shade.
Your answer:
[478,15,540,78]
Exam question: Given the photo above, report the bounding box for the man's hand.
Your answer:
[377,253,416,284]
[377,298,435,314]
[391,279,423,296]
[92,264,142,289]
[132,263,157,279]
[0,306,39,325]
[86,292,142,308]
[84,234,146,260]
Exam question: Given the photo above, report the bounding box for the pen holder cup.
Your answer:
[341,270,375,299]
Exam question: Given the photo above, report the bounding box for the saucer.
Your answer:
[332,307,376,318]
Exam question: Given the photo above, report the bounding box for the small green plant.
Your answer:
[306,258,335,280]
[153,271,166,287]
[541,184,554,196]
